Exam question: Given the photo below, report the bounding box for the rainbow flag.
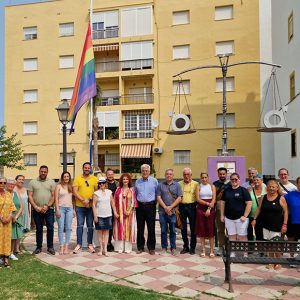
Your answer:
[68,23,96,132]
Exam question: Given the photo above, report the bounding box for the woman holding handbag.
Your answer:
[195,173,216,257]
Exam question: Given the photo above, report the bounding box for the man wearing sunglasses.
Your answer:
[73,162,98,254]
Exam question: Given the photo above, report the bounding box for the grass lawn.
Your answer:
[0,253,175,300]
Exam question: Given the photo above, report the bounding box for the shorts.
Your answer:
[225,217,249,236]
[263,228,281,240]
[286,223,300,240]
[95,216,112,230]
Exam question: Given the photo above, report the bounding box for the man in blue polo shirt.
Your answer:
[135,164,158,255]
[157,169,182,256]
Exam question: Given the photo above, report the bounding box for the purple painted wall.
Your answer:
[207,156,246,183]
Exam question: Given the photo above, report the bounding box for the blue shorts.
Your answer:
[95,216,112,230]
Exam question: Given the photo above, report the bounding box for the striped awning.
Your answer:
[120,144,152,158]
[93,44,119,52]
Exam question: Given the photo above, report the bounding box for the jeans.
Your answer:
[159,212,176,250]
[75,206,94,245]
[179,203,197,250]
[57,207,73,246]
[33,208,54,249]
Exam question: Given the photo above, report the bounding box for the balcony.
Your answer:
[95,59,153,73]
[92,27,119,39]
[97,127,119,140]
[98,97,120,106]
[122,93,153,105]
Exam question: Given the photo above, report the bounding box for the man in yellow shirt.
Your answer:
[178,168,199,255]
[73,162,98,254]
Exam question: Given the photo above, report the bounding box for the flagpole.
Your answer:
[89,0,93,171]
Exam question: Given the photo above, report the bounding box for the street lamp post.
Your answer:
[56,99,70,172]
[71,148,76,179]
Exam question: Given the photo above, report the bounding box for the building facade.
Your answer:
[260,0,300,180]
[4,0,261,180]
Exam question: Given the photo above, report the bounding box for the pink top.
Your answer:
[57,185,73,208]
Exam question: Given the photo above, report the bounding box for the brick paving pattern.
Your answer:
[23,220,300,299]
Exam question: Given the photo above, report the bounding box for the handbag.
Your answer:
[166,187,182,229]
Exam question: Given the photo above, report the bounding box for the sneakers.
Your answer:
[160,248,167,255]
[171,249,177,256]
[32,248,42,255]
[216,248,223,256]
[9,253,18,261]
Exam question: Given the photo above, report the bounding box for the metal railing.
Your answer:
[122,93,154,105]
[98,97,120,106]
[123,130,153,139]
[95,58,154,73]
[92,27,119,39]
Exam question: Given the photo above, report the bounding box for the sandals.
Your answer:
[3,258,11,268]
[88,245,96,254]
[201,252,206,257]
[73,245,82,254]
[59,246,64,255]
[266,264,274,269]
[209,253,215,258]
[274,264,282,270]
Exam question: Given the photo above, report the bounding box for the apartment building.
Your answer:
[4,0,261,180]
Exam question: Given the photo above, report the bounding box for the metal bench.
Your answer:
[222,237,300,292]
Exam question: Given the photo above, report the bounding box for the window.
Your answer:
[59,55,74,69]
[127,87,153,104]
[121,6,152,37]
[124,110,152,138]
[217,149,235,156]
[173,80,190,94]
[290,71,295,100]
[97,111,119,140]
[288,11,294,42]
[105,153,120,166]
[173,45,190,59]
[172,10,190,25]
[59,23,74,36]
[60,88,74,100]
[216,77,235,92]
[23,122,37,135]
[174,150,191,164]
[92,10,118,39]
[24,90,38,103]
[216,40,234,55]
[291,130,297,157]
[23,26,37,40]
[24,153,37,166]
[121,41,153,70]
[216,113,235,128]
[60,153,75,165]
[215,5,233,20]
[23,58,38,71]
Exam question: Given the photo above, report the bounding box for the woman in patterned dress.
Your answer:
[113,173,137,254]
[0,176,16,268]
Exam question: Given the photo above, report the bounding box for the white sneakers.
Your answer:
[9,253,18,261]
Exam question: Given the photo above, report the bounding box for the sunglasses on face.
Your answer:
[0,181,7,184]
[230,178,238,182]
[85,180,89,187]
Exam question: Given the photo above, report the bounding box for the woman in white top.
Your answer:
[14,175,31,233]
[93,177,118,256]
[195,173,216,257]
[55,171,74,255]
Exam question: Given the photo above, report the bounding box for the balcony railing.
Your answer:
[92,27,119,39]
[124,130,153,139]
[98,97,120,106]
[95,58,154,73]
[122,93,154,105]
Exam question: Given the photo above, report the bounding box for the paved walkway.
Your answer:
[23,221,300,300]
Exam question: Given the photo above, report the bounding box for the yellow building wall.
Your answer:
[4,0,261,180]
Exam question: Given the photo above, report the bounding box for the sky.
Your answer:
[0,0,49,126]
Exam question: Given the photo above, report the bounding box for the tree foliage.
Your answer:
[0,126,24,170]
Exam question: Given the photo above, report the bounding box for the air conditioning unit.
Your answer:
[171,114,190,131]
[153,147,163,154]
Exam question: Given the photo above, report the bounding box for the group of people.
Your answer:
[1,163,299,270]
